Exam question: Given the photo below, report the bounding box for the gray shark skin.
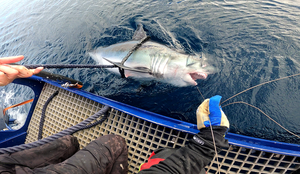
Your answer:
[90,24,216,87]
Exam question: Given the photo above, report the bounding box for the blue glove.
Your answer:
[196,95,229,130]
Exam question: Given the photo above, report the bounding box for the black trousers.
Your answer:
[0,134,128,174]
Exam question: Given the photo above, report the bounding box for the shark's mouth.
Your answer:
[185,72,208,86]
[190,72,208,80]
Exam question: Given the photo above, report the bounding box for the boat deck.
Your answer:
[24,83,300,173]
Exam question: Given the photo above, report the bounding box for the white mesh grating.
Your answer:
[25,83,300,174]
[207,145,299,173]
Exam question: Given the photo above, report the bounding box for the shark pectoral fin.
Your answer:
[103,57,151,74]
[132,23,147,40]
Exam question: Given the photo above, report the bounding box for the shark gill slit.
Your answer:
[155,56,164,76]
[150,54,163,78]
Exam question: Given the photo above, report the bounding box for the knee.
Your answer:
[93,134,127,151]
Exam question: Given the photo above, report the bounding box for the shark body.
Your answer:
[90,24,215,87]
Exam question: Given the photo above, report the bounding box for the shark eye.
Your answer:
[186,56,197,66]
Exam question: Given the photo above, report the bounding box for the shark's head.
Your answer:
[185,54,216,85]
[164,53,216,87]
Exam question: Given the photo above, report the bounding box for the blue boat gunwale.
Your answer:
[1,75,299,157]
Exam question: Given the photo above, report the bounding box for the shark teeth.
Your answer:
[190,72,208,80]
[184,72,208,86]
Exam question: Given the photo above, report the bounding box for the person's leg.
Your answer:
[32,134,128,174]
[0,135,79,174]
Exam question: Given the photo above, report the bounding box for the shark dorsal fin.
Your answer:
[132,24,147,40]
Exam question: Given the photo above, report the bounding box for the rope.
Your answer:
[23,64,117,69]
[221,101,300,139]
[118,36,150,78]
[196,86,205,102]
[209,121,221,174]
[121,36,150,65]
[75,111,109,132]
[221,73,300,105]
[0,105,110,154]
[38,91,59,140]
[23,36,150,70]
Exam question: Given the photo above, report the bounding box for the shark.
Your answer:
[89,24,216,87]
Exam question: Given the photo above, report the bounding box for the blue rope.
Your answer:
[38,91,59,140]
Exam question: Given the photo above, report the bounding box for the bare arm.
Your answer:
[0,55,43,86]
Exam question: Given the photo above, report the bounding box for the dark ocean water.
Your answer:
[0,0,300,144]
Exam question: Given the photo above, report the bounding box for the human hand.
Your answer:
[196,95,230,130]
[0,55,43,86]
